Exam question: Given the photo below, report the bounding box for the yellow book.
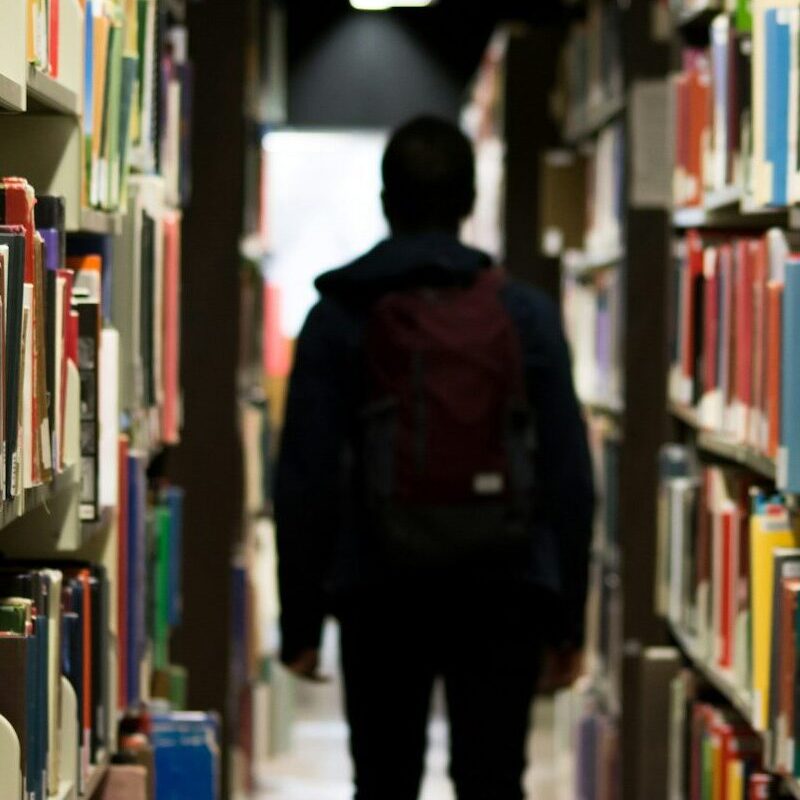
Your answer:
[726,759,743,800]
[749,491,800,731]
[711,729,723,800]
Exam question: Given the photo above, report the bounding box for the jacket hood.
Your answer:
[314,232,492,299]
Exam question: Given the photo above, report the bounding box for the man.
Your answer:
[275,116,594,799]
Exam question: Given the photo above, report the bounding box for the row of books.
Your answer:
[584,417,622,703]
[2,176,182,521]
[668,670,800,799]
[670,0,752,29]
[657,450,800,768]
[0,180,82,502]
[27,0,61,78]
[560,0,624,137]
[83,1,192,212]
[562,267,623,412]
[0,477,189,800]
[115,708,220,800]
[673,2,800,210]
[667,228,800,490]
[574,697,619,800]
[0,562,110,799]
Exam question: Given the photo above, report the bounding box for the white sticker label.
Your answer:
[473,473,504,496]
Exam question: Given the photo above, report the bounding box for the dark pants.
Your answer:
[339,584,543,800]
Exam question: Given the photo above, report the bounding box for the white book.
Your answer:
[54,275,65,472]
[21,286,34,490]
[98,328,120,510]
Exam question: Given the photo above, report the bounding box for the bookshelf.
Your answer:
[25,67,79,116]
[675,2,722,31]
[0,1,225,799]
[669,403,777,479]
[564,94,626,145]
[668,620,756,729]
[530,2,674,796]
[658,0,800,794]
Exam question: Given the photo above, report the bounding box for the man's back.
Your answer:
[274,117,594,800]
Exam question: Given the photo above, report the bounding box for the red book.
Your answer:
[117,435,129,711]
[57,268,73,468]
[719,244,737,418]
[766,281,783,458]
[734,240,754,437]
[717,719,762,800]
[2,178,36,283]
[683,230,705,393]
[704,247,720,396]
[748,773,774,799]
[161,212,181,445]
[49,0,59,78]
[778,579,800,773]
[750,239,768,447]
[262,281,291,379]
[718,503,737,670]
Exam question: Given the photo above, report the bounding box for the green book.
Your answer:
[0,603,27,634]
[168,664,188,710]
[735,0,752,33]
[101,14,124,210]
[153,505,172,669]
[117,54,140,207]
[701,734,713,800]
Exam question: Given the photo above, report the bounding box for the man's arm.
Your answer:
[508,285,596,649]
[534,296,595,648]
[274,299,351,669]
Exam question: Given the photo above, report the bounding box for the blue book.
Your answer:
[127,454,147,706]
[84,4,94,143]
[27,618,40,800]
[163,487,184,627]
[780,257,800,492]
[765,8,791,206]
[150,712,220,800]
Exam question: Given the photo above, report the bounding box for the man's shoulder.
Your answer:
[300,294,365,350]
[500,278,561,338]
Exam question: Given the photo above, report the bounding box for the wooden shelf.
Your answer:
[786,777,800,799]
[674,1,721,32]
[564,95,626,144]
[562,246,625,281]
[81,506,115,546]
[672,198,800,230]
[26,66,79,116]
[668,402,776,479]
[0,71,25,112]
[668,620,757,730]
[239,233,269,263]
[77,209,123,236]
[582,398,625,419]
[0,463,79,532]
[84,756,109,797]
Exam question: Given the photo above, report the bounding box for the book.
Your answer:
[750,491,800,731]
[669,228,795,461]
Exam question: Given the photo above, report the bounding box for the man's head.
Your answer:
[382,115,476,235]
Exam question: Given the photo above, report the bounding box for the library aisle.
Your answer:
[253,635,560,800]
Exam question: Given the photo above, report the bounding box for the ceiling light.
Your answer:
[350,0,436,10]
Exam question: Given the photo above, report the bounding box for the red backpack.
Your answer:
[361,268,536,572]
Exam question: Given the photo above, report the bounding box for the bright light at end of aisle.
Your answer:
[350,0,436,10]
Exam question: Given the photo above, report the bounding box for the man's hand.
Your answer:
[537,646,584,695]
[285,648,330,683]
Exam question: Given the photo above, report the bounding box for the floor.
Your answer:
[254,653,563,800]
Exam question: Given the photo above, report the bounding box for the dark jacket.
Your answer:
[274,233,595,664]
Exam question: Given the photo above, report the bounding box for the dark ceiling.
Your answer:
[286,0,578,90]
